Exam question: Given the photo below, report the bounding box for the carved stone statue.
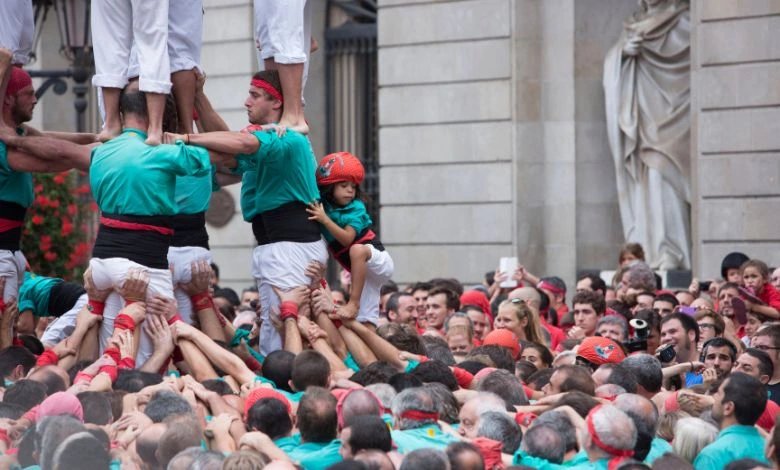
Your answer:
[604,0,691,270]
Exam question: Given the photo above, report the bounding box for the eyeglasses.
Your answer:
[753,344,780,351]
[698,324,716,330]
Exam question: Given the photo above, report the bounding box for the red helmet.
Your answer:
[316,152,365,186]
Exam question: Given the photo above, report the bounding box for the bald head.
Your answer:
[613,393,659,461]
[507,287,541,310]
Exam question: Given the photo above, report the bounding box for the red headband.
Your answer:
[586,406,635,466]
[538,280,565,296]
[6,66,32,97]
[400,410,439,421]
[250,78,283,103]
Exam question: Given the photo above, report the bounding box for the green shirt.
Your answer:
[18,271,61,316]
[90,129,211,215]
[693,425,770,470]
[275,434,301,453]
[175,166,218,214]
[0,128,33,208]
[286,439,342,470]
[279,389,305,404]
[391,424,460,454]
[321,199,372,244]
[233,130,319,214]
[513,449,589,469]
[644,437,672,464]
[240,170,258,221]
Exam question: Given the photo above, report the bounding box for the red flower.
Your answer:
[67,204,77,216]
[44,252,57,262]
[35,195,49,207]
[53,173,67,185]
[61,220,73,236]
[31,215,44,225]
[49,199,60,208]
[34,184,43,193]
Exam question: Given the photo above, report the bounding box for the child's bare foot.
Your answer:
[96,123,122,142]
[338,301,359,321]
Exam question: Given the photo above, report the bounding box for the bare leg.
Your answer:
[145,92,166,146]
[171,69,196,134]
[97,87,123,142]
[264,58,277,71]
[340,244,371,320]
[276,62,308,134]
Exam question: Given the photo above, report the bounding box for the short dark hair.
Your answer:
[77,392,114,425]
[701,337,738,362]
[144,391,192,423]
[376,323,426,355]
[755,324,780,349]
[411,360,458,391]
[201,379,235,396]
[446,442,485,470]
[468,345,515,373]
[214,287,240,307]
[380,281,399,297]
[0,402,24,419]
[247,398,292,440]
[555,365,595,396]
[3,379,46,412]
[661,312,700,344]
[477,370,529,409]
[527,368,555,391]
[386,292,413,314]
[622,354,663,393]
[601,363,638,394]
[427,286,460,311]
[119,89,148,119]
[554,390,599,417]
[654,293,679,307]
[350,361,398,387]
[346,415,392,453]
[409,282,433,294]
[291,350,330,391]
[388,373,423,393]
[578,273,607,293]
[251,70,282,104]
[571,291,606,315]
[0,346,36,378]
[114,369,162,393]
[297,387,338,443]
[742,348,774,378]
[262,350,296,392]
[722,373,767,425]
[523,341,554,368]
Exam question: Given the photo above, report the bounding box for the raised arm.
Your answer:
[172,321,256,386]
[193,75,230,133]
[0,49,11,128]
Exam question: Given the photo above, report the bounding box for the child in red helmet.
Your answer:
[308,152,394,324]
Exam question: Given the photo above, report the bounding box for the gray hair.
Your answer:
[614,393,660,461]
[626,261,656,292]
[672,417,719,464]
[596,315,628,339]
[38,415,86,470]
[622,354,663,393]
[477,369,529,408]
[587,405,637,456]
[423,383,459,424]
[145,390,193,423]
[366,383,396,410]
[190,451,226,470]
[476,411,523,454]
[444,311,474,334]
[470,392,507,416]
[532,410,577,453]
[167,447,203,470]
[522,423,566,464]
[391,387,437,430]
[400,448,451,470]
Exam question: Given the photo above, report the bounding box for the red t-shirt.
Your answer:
[758,284,780,311]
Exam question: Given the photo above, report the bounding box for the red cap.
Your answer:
[244,387,292,417]
[316,152,365,186]
[460,290,494,324]
[483,329,521,359]
[577,336,625,365]
[7,67,32,97]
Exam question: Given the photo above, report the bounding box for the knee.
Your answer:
[349,244,370,260]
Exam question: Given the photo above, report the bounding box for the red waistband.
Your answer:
[333,229,376,258]
[100,216,174,236]
[0,218,23,233]
[400,410,439,421]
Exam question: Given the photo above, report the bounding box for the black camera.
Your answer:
[655,343,677,363]
[623,318,649,354]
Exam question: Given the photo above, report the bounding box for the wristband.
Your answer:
[74,371,94,385]
[0,298,6,313]
[244,356,262,372]
[114,313,136,331]
[191,292,212,311]
[331,318,343,329]
[279,301,299,322]
[104,347,121,365]
[87,299,105,316]
[167,314,182,325]
[0,428,10,446]
[36,349,59,367]
[119,357,136,370]
[98,363,118,382]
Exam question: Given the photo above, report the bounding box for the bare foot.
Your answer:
[145,128,162,146]
[338,301,359,321]
[278,114,309,135]
[96,123,122,142]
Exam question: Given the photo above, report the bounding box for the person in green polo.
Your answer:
[694,373,771,469]
[390,387,460,454]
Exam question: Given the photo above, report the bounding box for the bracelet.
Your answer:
[689,362,694,371]
[87,299,105,316]
[279,301,299,322]
[185,134,190,144]
[191,292,212,311]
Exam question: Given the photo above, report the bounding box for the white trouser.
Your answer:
[167,246,212,325]
[91,0,171,93]
[40,293,89,348]
[254,0,312,98]
[0,0,34,65]
[356,247,395,325]
[128,0,203,78]
[0,250,26,302]
[88,257,175,366]
[252,239,328,355]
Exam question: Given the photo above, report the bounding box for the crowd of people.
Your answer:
[1,1,780,469]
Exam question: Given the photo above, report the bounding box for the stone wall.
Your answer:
[691,0,780,277]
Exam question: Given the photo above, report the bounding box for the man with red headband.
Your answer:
[0,50,94,306]
[390,387,459,453]
[164,70,327,354]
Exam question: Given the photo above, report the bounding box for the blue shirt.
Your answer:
[286,439,342,470]
[391,424,460,454]
[693,425,770,470]
[644,437,672,464]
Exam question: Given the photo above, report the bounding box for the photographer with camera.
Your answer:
[658,313,705,388]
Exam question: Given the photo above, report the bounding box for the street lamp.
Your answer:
[31,0,93,132]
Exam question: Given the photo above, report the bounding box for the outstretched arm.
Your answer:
[2,134,92,172]
[165,131,259,156]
